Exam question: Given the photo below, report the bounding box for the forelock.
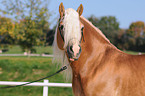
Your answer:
[63,8,81,48]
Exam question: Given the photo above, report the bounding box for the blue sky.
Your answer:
[48,0,145,29]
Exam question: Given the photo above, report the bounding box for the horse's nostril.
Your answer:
[79,46,82,53]
[70,46,74,53]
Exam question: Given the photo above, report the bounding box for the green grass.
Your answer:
[0,57,73,96]
[1,45,53,54]
[34,46,53,54]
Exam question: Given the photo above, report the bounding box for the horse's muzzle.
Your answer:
[67,44,82,61]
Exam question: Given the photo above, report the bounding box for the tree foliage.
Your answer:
[1,0,50,53]
[14,18,44,52]
[0,16,15,48]
[126,21,145,51]
[127,21,145,38]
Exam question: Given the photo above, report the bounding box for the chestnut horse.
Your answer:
[53,3,145,96]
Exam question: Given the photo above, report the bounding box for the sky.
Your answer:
[48,0,145,29]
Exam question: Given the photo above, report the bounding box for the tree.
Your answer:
[14,18,44,53]
[126,21,145,51]
[1,0,50,53]
[127,21,145,38]
[46,26,56,46]
[116,29,129,50]
[0,16,15,49]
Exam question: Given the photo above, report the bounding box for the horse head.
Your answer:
[56,3,84,62]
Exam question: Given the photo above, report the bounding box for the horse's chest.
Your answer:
[85,81,120,96]
[73,77,117,96]
[80,74,122,96]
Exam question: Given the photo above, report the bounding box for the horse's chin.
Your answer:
[69,57,79,62]
[69,58,75,62]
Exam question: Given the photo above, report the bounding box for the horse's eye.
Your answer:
[60,25,64,30]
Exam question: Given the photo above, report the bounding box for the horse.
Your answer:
[53,3,145,96]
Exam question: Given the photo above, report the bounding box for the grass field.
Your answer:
[1,45,144,55]
[1,45,53,54]
[0,56,73,96]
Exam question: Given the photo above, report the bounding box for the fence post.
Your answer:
[43,80,49,96]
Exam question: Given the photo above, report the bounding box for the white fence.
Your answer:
[0,80,72,96]
[0,54,54,57]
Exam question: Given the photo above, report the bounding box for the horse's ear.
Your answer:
[77,4,83,16]
[59,2,65,18]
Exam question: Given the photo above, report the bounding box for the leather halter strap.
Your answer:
[58,23,65,41]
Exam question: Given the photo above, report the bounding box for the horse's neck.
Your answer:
[80,16,113,54]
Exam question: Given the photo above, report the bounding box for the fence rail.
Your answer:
[0,80,72,96]
[0,54,53,57]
